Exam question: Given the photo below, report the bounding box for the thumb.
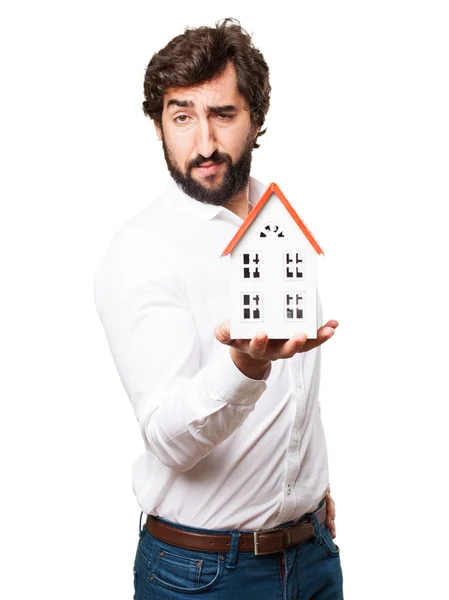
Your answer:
[215,319,231,345]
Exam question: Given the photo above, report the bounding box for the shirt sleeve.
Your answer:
[94,226,269,472]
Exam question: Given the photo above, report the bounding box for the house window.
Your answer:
[285,292,305,321]
[284,251,305,279]
[241,252,262,280]
[259,222,285,239]
[241,293,263,322]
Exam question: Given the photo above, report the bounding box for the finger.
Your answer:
[325,492,336,538]
[326,506,335,523]
[318,326,336,340]
[228,338,249,353]
[326,505,336,522]
[277,333,307,359]
[215,320,231,345]
[302,326,335,352]
[326,514,336,537]
[325,493,335,517]
[248,331,269,357]
[318,319,339,331]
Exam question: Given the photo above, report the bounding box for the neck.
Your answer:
[225,185,251,220]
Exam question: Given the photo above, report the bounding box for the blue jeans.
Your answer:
[133,499,343,599]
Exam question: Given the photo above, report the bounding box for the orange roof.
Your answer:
[221,183,324,256]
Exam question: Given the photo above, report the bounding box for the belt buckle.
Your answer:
[253,527,283,556]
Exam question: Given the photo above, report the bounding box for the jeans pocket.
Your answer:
[321,524,340,558]
[151,543,224,593]
[135,534,149,564]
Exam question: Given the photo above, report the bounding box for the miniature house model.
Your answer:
[222,183,324,340]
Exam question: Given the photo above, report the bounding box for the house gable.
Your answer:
[221,183,324,257]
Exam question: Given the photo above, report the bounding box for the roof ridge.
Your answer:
[221,183,324,256]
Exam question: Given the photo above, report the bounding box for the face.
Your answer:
[155,63,258,206]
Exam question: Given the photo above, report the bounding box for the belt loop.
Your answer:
[226,532,240,570]
[310,506,323,547]
[138,511,145,537]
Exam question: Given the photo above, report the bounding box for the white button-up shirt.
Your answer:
[94,176,330,531]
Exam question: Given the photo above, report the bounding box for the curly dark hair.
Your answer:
[142,18,271,149]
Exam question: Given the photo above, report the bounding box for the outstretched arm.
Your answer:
[94,228,269,472]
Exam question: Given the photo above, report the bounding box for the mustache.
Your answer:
[187,151,231,170]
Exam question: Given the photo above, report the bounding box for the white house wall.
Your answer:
[229,195,318,339]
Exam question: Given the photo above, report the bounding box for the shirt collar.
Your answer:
[165,176,267,226]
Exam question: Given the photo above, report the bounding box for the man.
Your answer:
[94,18,343,599]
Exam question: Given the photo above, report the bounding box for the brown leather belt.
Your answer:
[146,499,327,556]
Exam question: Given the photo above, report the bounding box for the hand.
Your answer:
[325,490,337,539]
[215,319,339,379]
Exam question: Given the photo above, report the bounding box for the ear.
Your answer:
[252,124,260,141]
[154,121,162,141]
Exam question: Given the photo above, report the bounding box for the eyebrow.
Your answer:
[166,99,194,109]
[166,99,238,113]
[208,105,238,114]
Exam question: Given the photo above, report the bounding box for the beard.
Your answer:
[161,130,254,206]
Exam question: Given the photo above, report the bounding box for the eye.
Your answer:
[174,114,190,124]
[216,114,234,121]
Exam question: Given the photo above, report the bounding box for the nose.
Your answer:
[195,118,218,159]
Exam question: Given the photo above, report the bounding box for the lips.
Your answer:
[194,161,223,176]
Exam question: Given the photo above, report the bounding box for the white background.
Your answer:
[1,1,448,598]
